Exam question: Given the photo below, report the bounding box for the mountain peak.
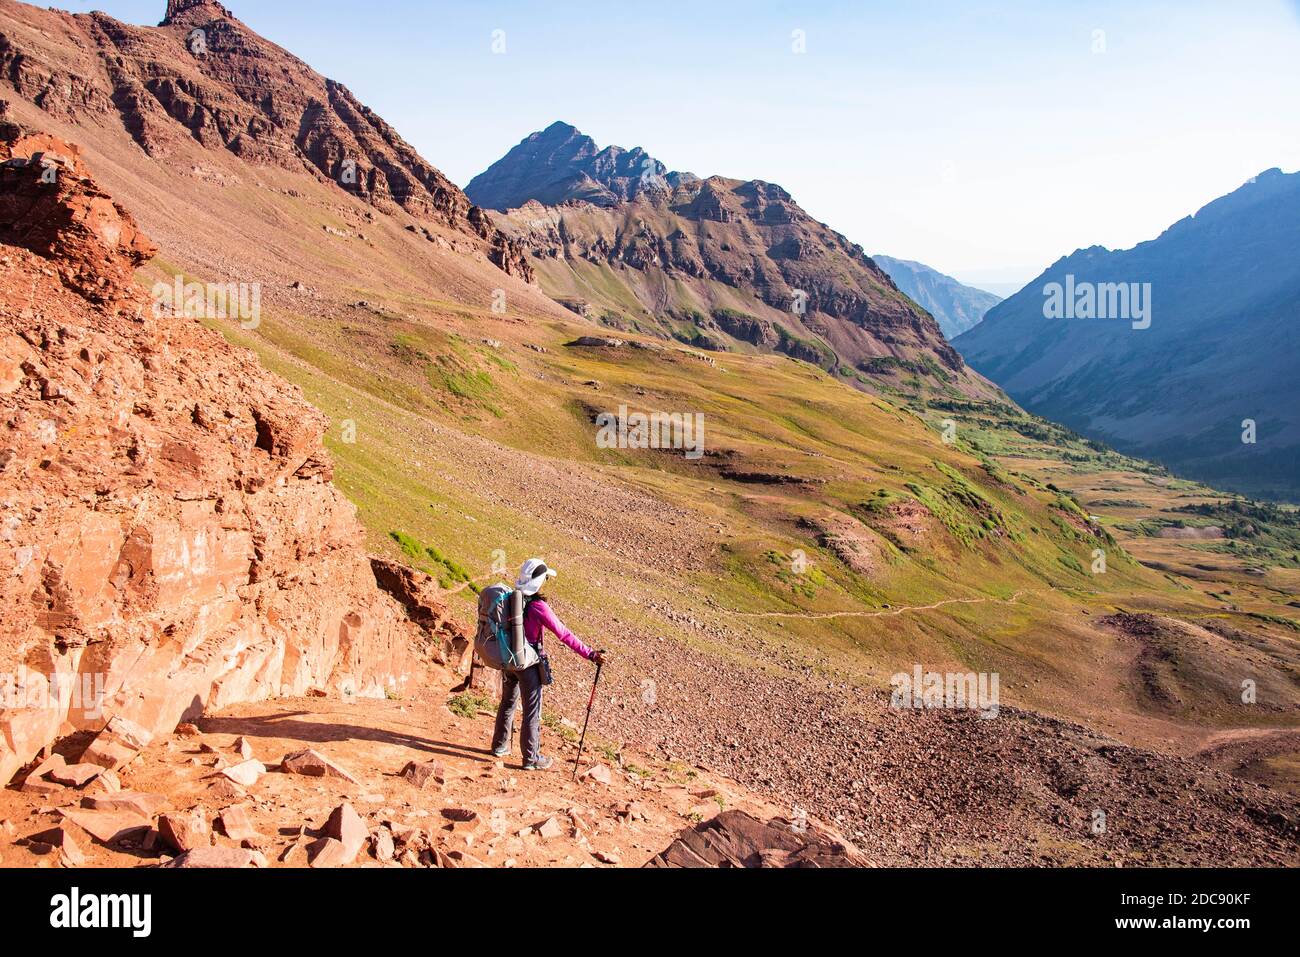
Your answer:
[483,124,976,387]
[466,124,670,211]
[0,0,531,281]
[540,120,582,137]
[162,0,233,25]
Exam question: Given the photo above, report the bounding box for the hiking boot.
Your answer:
[491,746,510,758]
[522,755,553,771]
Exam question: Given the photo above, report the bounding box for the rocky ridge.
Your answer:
[955,167,1300,501]
[474,123,986,394]
[0,0,531,280]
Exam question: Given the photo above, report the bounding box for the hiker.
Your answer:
[488,559,605,770]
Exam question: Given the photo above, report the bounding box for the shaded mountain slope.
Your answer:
[956,168,1300,501]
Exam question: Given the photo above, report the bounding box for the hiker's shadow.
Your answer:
[197,712,490,763]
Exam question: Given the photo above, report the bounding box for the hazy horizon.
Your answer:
[74,0,1300,288]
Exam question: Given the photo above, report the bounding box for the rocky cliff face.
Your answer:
[0,0,531,281]
[0,118,462,786]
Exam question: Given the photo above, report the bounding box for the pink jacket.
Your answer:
[524,598,595,660]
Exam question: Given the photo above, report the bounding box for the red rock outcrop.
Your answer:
[0,117,156,300]
[0,119,464,785]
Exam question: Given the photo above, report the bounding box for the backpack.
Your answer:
[474,585,540,672]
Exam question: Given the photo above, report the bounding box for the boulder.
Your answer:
[306,837,351,868]
[164,846,263,868]
[278,834,311,866]
[80,716,154,772]
[81,792,168,818]
[647,810,870,868]
[206,778,247,802]
[216,805,263,844]
[47,763,103,788]
[220,759,265,787]
[399,759,445,790]
[306,801,369,868]
[324,802,368,858]
[579,763,613,786]
[28,825,86,867]
[387,821,421,846]
[21,752,68,794]
[28,752,66,778]
[85,769,121,795]
[58,808,150,846]
[157,810,210,854]
[616,801,648,822]
[20,775,64,796]
[535,816,565,841]
[280,748,358,784]
[372,827,395,863]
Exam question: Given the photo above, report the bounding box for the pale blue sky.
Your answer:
[66,1,1300,292]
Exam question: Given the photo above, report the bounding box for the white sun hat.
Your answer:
[515,558,557,596]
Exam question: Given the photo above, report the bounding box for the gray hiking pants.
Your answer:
[491,663,543,765]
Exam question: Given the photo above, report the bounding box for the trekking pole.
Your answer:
[572,659,604,780]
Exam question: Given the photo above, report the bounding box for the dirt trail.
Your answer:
[0,662,789,868]
[728,591,1029,621]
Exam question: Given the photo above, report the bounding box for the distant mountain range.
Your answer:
[955,168,1300,501]
[872,255,1002,339]
[468,122,996,400]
